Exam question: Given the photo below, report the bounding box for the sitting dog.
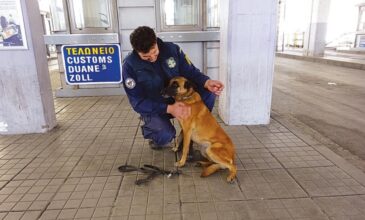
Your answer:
[164,76,237,182]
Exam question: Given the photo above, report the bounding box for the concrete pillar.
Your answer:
[304,0,331,56]
[0,0,56,134]
[219,0,277,125]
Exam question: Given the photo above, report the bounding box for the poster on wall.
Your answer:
[0,0,27,49]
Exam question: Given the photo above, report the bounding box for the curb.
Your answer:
[276,52,365,70]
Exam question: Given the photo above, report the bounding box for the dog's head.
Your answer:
[162,76,196,98]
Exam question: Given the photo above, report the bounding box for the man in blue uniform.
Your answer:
[122,26,224,150]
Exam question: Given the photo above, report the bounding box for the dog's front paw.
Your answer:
[226,176,236,184]
[175,160,186,167]
[171,146,179,152]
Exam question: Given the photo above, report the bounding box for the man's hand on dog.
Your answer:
[167,102,191,120]
[204,79,224,96]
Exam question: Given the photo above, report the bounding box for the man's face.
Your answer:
[138,43,159,62]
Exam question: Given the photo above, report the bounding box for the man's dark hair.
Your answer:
[130,26,157,53]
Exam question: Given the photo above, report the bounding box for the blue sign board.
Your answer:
[62,44,122,85]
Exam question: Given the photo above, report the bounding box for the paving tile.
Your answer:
[0,211,26,220]
[45,176,120,214]
[57,208,77,219]
[179,172,245,202]
[200,212,218,220]
[236,148,282,170]
[222,125,265,149]
[104,107,140,128]
[181,202,199,213]
[111,206,130,217]
[236,169,307,199]
[0,179,64,211]
[288,167,365,196]
[145,215,162,220]
[146,203,163,215]
[314,195,365,220]
[0,133,60,160]
[93,207,112,218]
[269,146,333,168]
[69,155,126,177]
[0,159,32,181]
[213,198,329,220]
[0,135,22,146]
[248,120,290,134]
[246,198,328,220]
[163,214,181,220]
[12,157,79,180]
[182,212,200,220]
[0,143,44,160]
[128,215,146,220]
[0,181,8,189]
[255,132,308,148]
[75,207,95,218]
[39,209,61,219]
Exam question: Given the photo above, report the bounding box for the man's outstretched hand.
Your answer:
[204,79,224,95]
[167,102,191,120]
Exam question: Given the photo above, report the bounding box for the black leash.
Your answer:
[118,164,181,185]
[117,119,182,185]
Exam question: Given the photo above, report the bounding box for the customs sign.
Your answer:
[62,44,122,85]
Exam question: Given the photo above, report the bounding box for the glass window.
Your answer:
[206,0,220,28]
[50,0,67,32]
[358,6,365,31]
[161,0,201,31]
[70,0,111,29]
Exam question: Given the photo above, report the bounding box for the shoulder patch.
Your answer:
[166,57,176,68]
[125,78,136,89]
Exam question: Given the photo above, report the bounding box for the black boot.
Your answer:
[149,140,170,150]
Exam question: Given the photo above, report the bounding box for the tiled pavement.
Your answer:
[1,96,365,219]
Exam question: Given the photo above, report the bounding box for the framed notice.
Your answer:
[0,0,27,49]
[62,44,122,85]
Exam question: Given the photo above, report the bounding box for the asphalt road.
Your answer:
[272,57,365,160]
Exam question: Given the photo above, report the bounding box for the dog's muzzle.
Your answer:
[161,83,178,98]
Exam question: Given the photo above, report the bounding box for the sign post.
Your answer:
[62,44,122,85]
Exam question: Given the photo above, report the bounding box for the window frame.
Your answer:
[49,0,70,34]
[357,5,365,31]
[67,0,118,34]
[157,0,204,32]
[205,0,220,31]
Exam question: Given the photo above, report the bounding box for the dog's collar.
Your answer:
[177,90,194,101]
[180,94,193,100]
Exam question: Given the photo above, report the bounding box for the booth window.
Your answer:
[160,0,202,31]
[50,0,67,32]
[206,0,220,29]
[68,0,115,33]
[358,6,365,31]
[159,0,220,31]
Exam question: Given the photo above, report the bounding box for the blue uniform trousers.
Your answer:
[141,89,216,146]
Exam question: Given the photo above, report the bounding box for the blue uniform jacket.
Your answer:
[122,38,210,116]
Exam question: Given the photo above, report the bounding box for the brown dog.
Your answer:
[164,76,237,182]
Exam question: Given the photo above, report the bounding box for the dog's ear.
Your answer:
[184,80,197,91]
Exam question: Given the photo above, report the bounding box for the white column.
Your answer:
[219,0,277,125]
[0,0,56,134]
[304,0,331,56]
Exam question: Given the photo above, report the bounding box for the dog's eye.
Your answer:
[184,81,191,89]
[172,81,179,88]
